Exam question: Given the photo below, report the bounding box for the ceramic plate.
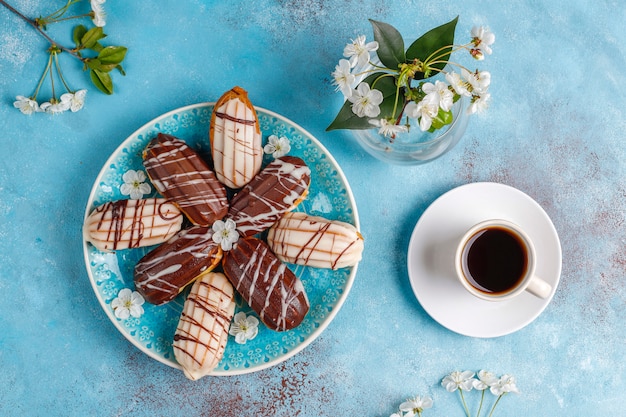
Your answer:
[407,182,561,338]
[83,103,360,375]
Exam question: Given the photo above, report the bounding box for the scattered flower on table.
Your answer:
[228,311,259,344]
[120,170,151,200]
[61,89,87,112]
[327,18,494,136]
[40,98,71,115]
[264,135,291,158]
[396,395,433,417]
[212,219,239,251]
[442,370,519,417]
[13,96,39,115]
[111,288,145,320]
[442,370,476,392]
[388,371,519,417]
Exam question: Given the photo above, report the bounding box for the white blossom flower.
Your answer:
[462,68,491,95]
[405,95,439,131]
[60,89,87,112]
[13,96,40,115]
[90,0,106,27]
[343,35,379,68]
[111,288,145,320]
[331,59,355,98]
[445,72,471,97]
[399,395,433,417]
[442,371,476,392]
[473,370,499,390]
[422,80,454,112]
[40,99,70,114]
[468,92,491,114]
[263,135,291,158]
[490,374,519,396]
[471,26,495,59]
[369,118,408,138]
[348,82,383,118]
[212,218,239,251]
[120,170,151,199]
[228,311,259,344]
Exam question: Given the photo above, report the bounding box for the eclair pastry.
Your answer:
[222,237,309,331]
[134,226,222,305]
[267,211,364,270]
[228,156,311,237]
[173,272,235,380]
[210,86,263,189]
[143,133,228,226]
[84,198,183,252]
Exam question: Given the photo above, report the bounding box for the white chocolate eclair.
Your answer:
[173,272,236,380]
[266,211,364,270]
[209,86,263,189]
[84,198,183,252]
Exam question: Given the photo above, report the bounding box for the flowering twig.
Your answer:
[3,0,127,115]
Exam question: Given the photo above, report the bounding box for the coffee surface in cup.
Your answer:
[461,226,528,294]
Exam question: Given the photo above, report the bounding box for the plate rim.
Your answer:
[406,181,562,338]
[82,102,360,375]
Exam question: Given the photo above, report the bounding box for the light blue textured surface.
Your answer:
[1,1,625,416]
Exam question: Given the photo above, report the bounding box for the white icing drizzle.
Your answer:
[226,238,309,331]
[143,135,228,226]
[229,157,311,237]
[134,226,222,305]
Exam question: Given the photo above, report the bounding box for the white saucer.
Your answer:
[407,182,562,338]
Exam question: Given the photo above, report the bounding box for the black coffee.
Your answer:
[461,226,528,294]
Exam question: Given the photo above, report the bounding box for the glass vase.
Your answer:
[351,95,469,165]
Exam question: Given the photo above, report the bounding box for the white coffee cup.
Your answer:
[455,219,552,301]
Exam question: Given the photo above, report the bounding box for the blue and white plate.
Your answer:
[82,103,360,375]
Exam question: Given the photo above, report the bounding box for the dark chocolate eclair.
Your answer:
[228,156,311,237]
[134,226,223,305]
[143,133,228,226]
[222,237,309,331]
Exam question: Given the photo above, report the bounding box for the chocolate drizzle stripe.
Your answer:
[214,111,257,126]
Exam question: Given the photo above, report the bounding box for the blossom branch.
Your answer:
[0,0,83,59]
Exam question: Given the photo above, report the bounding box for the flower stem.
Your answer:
[486,393,506,417]
[459,390,472,417]
[54,51,72,93]
[476,390,485,417]
[32,53,53,100]
[0,0,83,59]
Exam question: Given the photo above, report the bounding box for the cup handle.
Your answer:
[526,276,552,299]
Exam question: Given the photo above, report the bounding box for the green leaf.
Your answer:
[98,46,127,65]
[327,72,401,131]
[73,25,87,47]
[369,19,405,69]
[90,69,113,95]
[85,58,117,72]
[81,27,106,49]
[405,16,458,79]
[428,108,453,131]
